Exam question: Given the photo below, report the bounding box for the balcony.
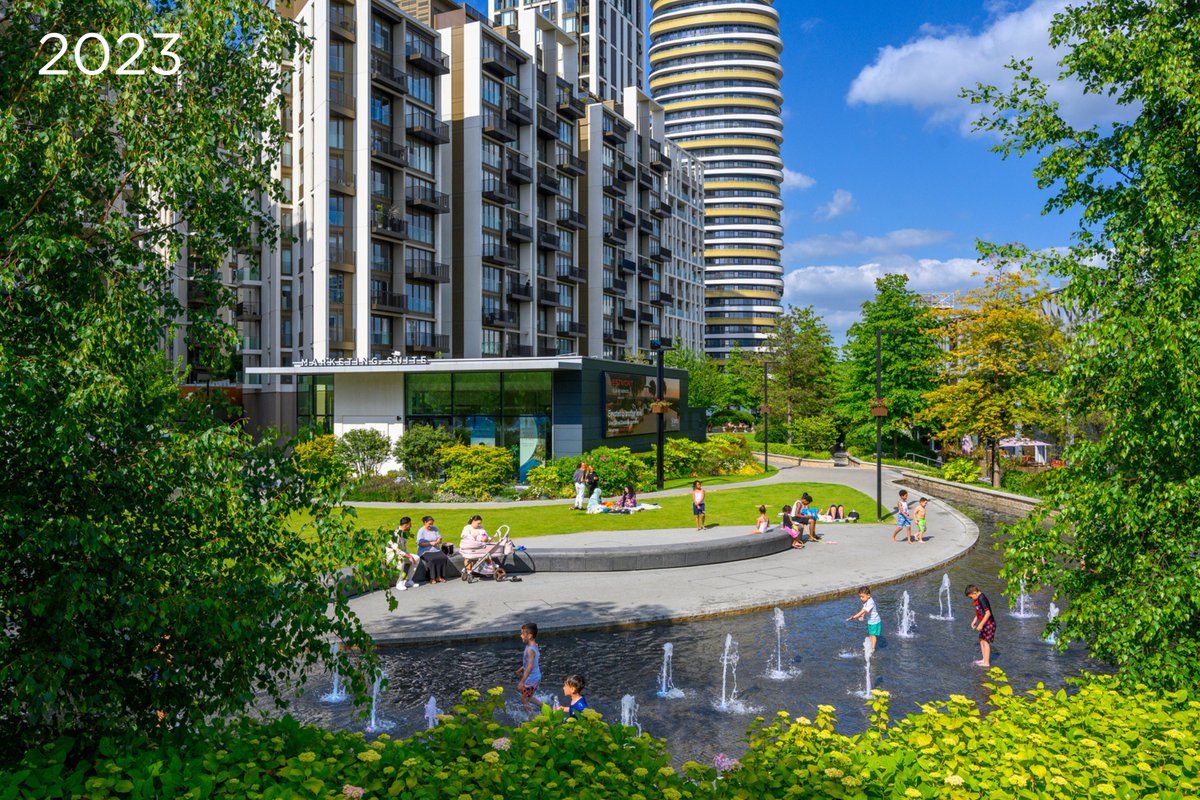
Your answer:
[604,276,628,294]
[659,290,675,306]
[482,177,517,205]
[406,185,450,214]
[234,302,260,320]
[557,151,586,176]
[619,257,637,275]
[649,244,668,262]
[602,174,626,197]
[483,112,518,144]
[328,244,354,272]
[557,208,586,229]
[483,308,519,328]
[506,344,534,358]
[603,225,626,245]
[482,45,518,78]
[506,281,533,302]
[637,169,653,190]
[328,166,355,195]
[406,113,450,144]
[611,328,628,342]
[506,98,533,126]
[621,306,637,322]
[483,243,517,266]
[537,280,565,306]
[650,292,664,307]
[649,196,668,218]
[638,261,654,277]
[537,106,558,138]
[638,302,652,320]
[406,41,449,75]
[557,319,586,336]
[506,221,532,243]
[329,6,355,41]
[649,141,670,171]
[239,336,263,352]
[602,122,628,145]
[638,213,655,235]
[619,207,636,228]
[405,332,450,353]
[617,159,636,181]
[537,222,561,251]
[537,343,561,357]
[537,168,561,195]
[328,86,354,118]
[507,157,532,184]
[658,245,673,260]
[370,209,408,241]
[369,136,408,168]
[369,57,407,94]
[406,254,451,283]
[558,92,586,120]
[556,264,585,283]
[370,292,407,314]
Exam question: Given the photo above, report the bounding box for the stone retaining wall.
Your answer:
[897,471,1041,517]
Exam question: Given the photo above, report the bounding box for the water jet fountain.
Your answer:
[1045,602,1060,645]
[365,670,395,732]
[767,607,798,679]
[896,591,916,638]
[620,694,642,735]
[424,696,440,729]
[657,643,685,698]
[929,574,954,620]
[321,642,349,703]
[852,637,874,699]
[1011,581,1036,619]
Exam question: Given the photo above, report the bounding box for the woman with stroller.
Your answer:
[460,514,508,582]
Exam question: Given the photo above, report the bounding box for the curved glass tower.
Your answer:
[648,0,785,359]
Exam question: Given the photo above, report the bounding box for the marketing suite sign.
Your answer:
[604,372,680,437]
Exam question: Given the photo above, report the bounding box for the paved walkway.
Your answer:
[347,465,979,645]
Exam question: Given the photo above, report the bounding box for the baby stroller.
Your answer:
[460,524,518,583]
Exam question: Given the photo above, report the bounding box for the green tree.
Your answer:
[0,0,392,747]
[838,274,941,453]
[761,306,837,445]
[965,0,1200,688]
[335,428,392,478]
[918,265,1063,487]
[393,423,454,480]
[713,347,763,413]
[664,346,721,412]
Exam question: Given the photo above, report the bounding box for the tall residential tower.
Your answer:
[648,0,785,358]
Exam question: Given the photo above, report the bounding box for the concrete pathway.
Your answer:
[348,467,977,645]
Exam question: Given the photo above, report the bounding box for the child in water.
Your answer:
[558,674,589,718]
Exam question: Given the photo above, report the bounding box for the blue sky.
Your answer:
[469,0,1121,342]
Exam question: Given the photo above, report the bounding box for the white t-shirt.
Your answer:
[862,597,881,625]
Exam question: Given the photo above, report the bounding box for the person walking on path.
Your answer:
[416,515,450,584]
[890,489,913,543]
[572,462,587,510]
[692,481,706,530]
[847,586,881,653]
[965,584,995,666]
[516,622,541,715]
[913,497,929,543]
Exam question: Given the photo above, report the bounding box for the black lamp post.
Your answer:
[651,338,673,491]
[762,361,770,473]
[875,329,903,520]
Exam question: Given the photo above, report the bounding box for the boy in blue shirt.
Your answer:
[558,674,589,718]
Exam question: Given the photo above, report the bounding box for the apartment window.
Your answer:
[370,316,392,346]
[481,203,502,232]
[482,76,503,107]
[370,96,392,126]
[409,142,433,173]
[406,282,433,315]
[328,118,345,149]
[328,196,344,227]
[557,120,574,146]
[371,241,392,272]
[281,318,293,348]
[328,312,344,342]
[281,247,293,276]
[371,167,390,199]
[482,266,502,294]
[482,140,502,170]
[406,211,433,244]
[329,42,345,73]
[407,318,433,339]
[481,329,501,356]
[371,18,392,52]
[407,72,433,104]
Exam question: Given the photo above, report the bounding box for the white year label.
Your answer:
[39,33,182,76]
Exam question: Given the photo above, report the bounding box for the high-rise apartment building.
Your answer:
[648,0,786,359]
[488,0,644,103]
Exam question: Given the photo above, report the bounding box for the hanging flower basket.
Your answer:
[649,401,671,414]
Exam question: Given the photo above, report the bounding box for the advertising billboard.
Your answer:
[604,372,681,437]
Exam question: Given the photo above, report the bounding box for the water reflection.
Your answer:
[272,506,1102,765]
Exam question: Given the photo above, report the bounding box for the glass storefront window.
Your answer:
[503,371,552,414]
[406,372,451,415]
[297,375,334,434]
[453,372,501,415]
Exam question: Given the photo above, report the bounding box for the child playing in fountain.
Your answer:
[891,489,913,543]
[913,498,929,542]
[965,584,995,667]
[556,674,589,719]
[516,622,541,715]
[847,586,881,652]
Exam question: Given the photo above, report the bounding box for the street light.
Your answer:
[875,329,903,521]
[651,337,673,491]
[761,361,770,473]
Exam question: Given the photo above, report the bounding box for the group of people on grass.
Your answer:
[385,513,518,588]
[749,492,852,549]
[573,461,657,514]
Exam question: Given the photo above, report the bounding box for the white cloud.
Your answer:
[846,0,1129,133]
[814,189,855,221]
[781,167,816,191]
[783,228,953,261]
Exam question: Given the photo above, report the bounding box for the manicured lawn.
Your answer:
[328,481,876,538]
[658,465,777,490]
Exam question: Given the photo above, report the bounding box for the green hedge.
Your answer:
[6,673,1198,799]
[436,444,514,501]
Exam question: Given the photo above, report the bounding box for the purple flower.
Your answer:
[342,786,365,799]
[713,753,741,772]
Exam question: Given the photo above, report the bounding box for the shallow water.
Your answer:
[268,506,1101,764]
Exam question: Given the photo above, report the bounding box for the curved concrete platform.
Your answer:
[346,468,981,647]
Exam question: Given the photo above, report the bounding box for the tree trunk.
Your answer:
[991,439,1002,488]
